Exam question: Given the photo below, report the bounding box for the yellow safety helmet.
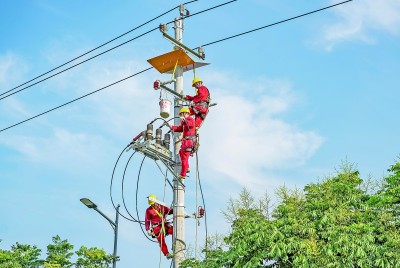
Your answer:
[192,77,202,86]
[148,194,157,205]
[179,107,190,114]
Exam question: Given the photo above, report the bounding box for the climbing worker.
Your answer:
[145,194,174,259]
[165,107,196,179]
[185,77,210,129]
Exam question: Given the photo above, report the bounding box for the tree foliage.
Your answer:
[0,236,114,268]
[182,160,400,268]
[75,246,114,268]
[45,235,74,267]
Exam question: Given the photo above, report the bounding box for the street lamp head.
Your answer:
[80,198,97,209]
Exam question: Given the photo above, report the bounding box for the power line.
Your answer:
[0,1,199,98]
[200,0,354,48]
[0,0,237,102]
[184,0,237,20]
[0,67,152,133]
[0,0,353,133]
[0,28,158,101]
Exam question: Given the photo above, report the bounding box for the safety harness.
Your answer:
[182,119,199,155]
[150,207,172,238]
[191,87,211,120]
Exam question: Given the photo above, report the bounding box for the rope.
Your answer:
[171,58,179,81]
[195,146,199,259]
[158,168,171,267]
[196,151,208,256]
[158,249,163,268]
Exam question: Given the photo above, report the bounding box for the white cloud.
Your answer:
[199,73,324,193]
[0,49,323,198]
[0,53,28,87]
[321,0,400,50]
[1,128,109,172]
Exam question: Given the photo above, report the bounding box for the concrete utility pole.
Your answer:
[173,7,185,268]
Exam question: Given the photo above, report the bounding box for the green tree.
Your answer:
[0,245,22,268]
[0,240,42,268]
[182,161,400,268]
[0,236,115,267]
[44,235,74,268]
[12,242,43,267]
[75,246,114,268]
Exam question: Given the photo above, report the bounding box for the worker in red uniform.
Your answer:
[167,107,196,179]
[145,194,174,259]
[185,77,210,129]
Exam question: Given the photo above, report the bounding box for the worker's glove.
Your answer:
[162,122,170,128]
[147,229,152,236]
[184,95,190,100]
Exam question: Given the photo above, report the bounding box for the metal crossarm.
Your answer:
[128,139,186,188]
[156,156,186,188]
[129,140,173,164]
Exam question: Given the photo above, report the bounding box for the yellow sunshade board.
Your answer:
[147,49,195,74]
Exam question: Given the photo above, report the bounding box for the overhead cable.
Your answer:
[178,0,237,22]
[199,0,354,48]
[122,151,142,223]
[0,0,354,133]
[0,0,200,97]
[110,144,141,222]
[0,28,158,101]
[0,0,233,101]
[0,67,152,133]
[136,156,158,242]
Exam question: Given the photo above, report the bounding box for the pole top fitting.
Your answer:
[179,4,190,17]
[198,47,205,60]
[159,24,169,33]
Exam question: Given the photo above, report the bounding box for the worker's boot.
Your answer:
[166,253,173,259]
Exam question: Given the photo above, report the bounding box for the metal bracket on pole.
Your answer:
[161,32,205,60]
[154,79,185,100]
[160,85,184,100]
[153,160,174,190]
[156,155,186,189]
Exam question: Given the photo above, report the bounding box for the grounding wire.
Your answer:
[0,0,200,97]
[0,0,353,133]
[109,144,140,222]
[120,118,178,224]
[198,0,354,48]
[135,155,158,242]
[121,150,143,223]
[0,0,235,102]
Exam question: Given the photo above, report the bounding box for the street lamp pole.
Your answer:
[80,198,120,268]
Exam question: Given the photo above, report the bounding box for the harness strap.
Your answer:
[154,209,166,235]
[195,101,209,106]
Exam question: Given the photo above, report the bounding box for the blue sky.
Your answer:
[1,0,400,267]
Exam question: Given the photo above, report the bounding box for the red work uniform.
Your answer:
[145,205,173,256]
[185,85,210,128]
[171,116,196,178]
